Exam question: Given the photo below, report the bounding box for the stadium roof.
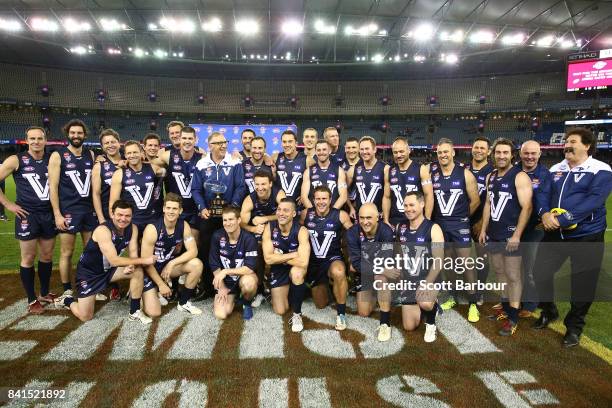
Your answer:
[0,0,610,80]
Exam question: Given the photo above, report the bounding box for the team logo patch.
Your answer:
[434,174,440,182]
[66,163,76,169]
[433,183,441,188]
[126,179,135,185]
[23,166,35,172]
[20,219,29,230]
[63,152,71,162]
[21,155,30,164]
[390,178,398,183]
[245,163,252,171]
[103,162,110,170]
[219,237,226,248]
[125,169,132,178]
[205,168,213,177]
[104,171,113,178]
[400,225,407,235]
[501,183,509,188]
[173,155,180,164]
[307,222,315,228]
[452,181,460,186]
[65,214,72,225]
[146,175,152,180]
[173,165,182,171]
[553,172,563,182]
[312,174,319,180]
[408,176,415,181]
[391,168,396,176]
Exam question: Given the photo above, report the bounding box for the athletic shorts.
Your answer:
[15,213,56,241]
[269,265,290,288]
[389,216,407,229]
[143,261,175,292]
[223,276,242,295]
[76,265,118,298]
[62,211,98,234]
[486,239,522,257]
[306,255,343,287]
[438,220,472,248]
[180,212,200,230]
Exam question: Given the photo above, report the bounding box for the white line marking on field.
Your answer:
[12,315,68,331]
[240,307,284,359]
[298,378,332,408]
[109,318,150,361]
[520,389,559,405]
[376,375,450,408]
[0,299,27,330]
[132,380,176,408]
[259,378,288,408]
[499,370,537,385]
[168,304,221,359]
[0,340,37,360]
[475,371,532,408]
[177,379,207,408]
[436,309,501,354]
[302,329,356,358]
[152,306,191,350]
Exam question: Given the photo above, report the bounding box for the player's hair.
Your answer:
[251,136,266,147]
[323,127,339,138]
[345,136,359,144]
[164,192,183,208]
[207,131,225,143]
[473,136,491,147]
[222,205,241,218]
[492,137,515,153]
[166,121,184,131]
[303,128,318,138]
[142,133,161,145]
[359,135,377,148]
[279,197,297,210]
[405,190,425,202]
[63,119,88,137]
[437,138,454,147]
[99,128,120,143]
[241,128,256,138]
[124,140,141,150]
[316,139,331,149]
[253,169,274,182]
[281,129,297,141]
[392,136,409,147]
[313,185,332,198]
[112,199,133,213]
[25,126,46,138]
[566,127,596,155]
[181,126,196,136]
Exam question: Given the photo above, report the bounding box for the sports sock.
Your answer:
[179,287,195,306]
[63,282,72,292]
[38,261,52,296]
[468,292,478,305]
[508,306,519,324]
[502,300,510,314]
[336,303,346,315]
[63,297,75,307]
[20,266,36,302]
[423,304,437,325]
[290,282,306,314]
[130,298,141,314]
[380,311,390,325]
[109,282,119,290]
[242,296,253,306]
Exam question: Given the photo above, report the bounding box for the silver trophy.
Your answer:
[204,180,228,218]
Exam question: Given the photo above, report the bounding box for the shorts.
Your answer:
[438,220,471,248]
[486,239,522,257]
[306,256,343,287]
[62,211,98,234]
[223,276,242,295]
[76,265,118,298]
[269,265,290,288]
[180,212,200,230]
[15,213,57,241]
[143,275,158,292]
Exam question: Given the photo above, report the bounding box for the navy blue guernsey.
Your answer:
[354,160,386,212]
[330,148,346,167]
[78,221,132,275]
[209,228,258,289]
[243,158,274,194]
[465,162,494,224]
[275,151,307,201]
[57,147,94,214]
[268,220,301,274]
[396,219,435,278]
[166,150,203,215]
[389,161,423,223]
[304,208,344,261]
[309,162,341,205]
[430,162,470,223]
[120,163,158,225]
[152,218,185,270]
[346,222,394,275]
[99,157,119,219]
[14,152,51,212]
[249,187,280,240]
[486,165,523,241]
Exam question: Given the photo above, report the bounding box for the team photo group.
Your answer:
[0,119,610,349]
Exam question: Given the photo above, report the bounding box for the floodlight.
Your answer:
[64,18,91,32]
[372,53,384,63]
[393,55,400,62]
[469,31,494,44]
[282,20,303,35]
[134,48,145,58]
[0,18,22,31]
[314,19,335,34]
[100,18,128,31]
[536,35,555,47]
[559,38,576,48]
[31,17,59,32]
[202,17,222,32]
[69,46,87,55]
[445,54,458,64]
[154,49,167,58]
[412,23,434,41]
[501,33,525,45]
[414,55,426,62]
[235,19,259,35]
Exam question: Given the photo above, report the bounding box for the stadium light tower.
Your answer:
[0,18,22,31]
[63,18,91,32]
[235,19,259,35]
[99,18,129,31]
[314,19,335,34]
[30,17,59,32]
[282,20,303,36]
[469,31,494,44]
[202,17,222,32]
[410,23,435,41]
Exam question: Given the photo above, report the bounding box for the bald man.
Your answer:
[518,140,552,316]
[346,203,395,341]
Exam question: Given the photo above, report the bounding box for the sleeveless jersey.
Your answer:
[346,222,395,274]
[78,221,132,274]
[14,152,51,212]
[354,160,386,212]
[99,157,119,218]
[388,161,423,223]
[465,162,494,223]
[268,220,301,274]
[243,158,273,194]
[121,163,158,225]
[304,208,343,261]
[430,161,470,223]
[152,218,185,270]
[309,161,341,205]
[209,229,258,288]
[166,149,203,214]
[275,151,307,201]
[329,148,346,167]
[486,166,523,241]
[57,147,94,214]
[395,218,435,278]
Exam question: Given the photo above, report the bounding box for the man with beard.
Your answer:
[243,137,275,194]
[346,203,395,341]
[49,120,98,298]
[479,138,532,336]
[262,198,310,332]
[301,140,348,210]
[324,127,346,167]
[54,200,156,324]
[533,127,611,347]
[383,137,433,227]
[300,186,353,330]
[429,138,481,322]
[274,130,308,208]
[0,127,57,314]
[109,141,166,236]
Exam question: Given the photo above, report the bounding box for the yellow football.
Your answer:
[550,208,577,230]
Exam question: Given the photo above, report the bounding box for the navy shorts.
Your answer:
[180,212,200,230]
[269,265,290,288]
[15,213,57,241]
[223,276,242,295]
[486,239,522,257]
[62,211,98,234]
[76,265,118,298]
[389,216,406,229]
[143,261,174,292]
[306,255,343,287]
[438,220,472,248]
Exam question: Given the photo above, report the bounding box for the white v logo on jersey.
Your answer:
[278,171,302,196]
[125,182,154,209]
[65,169,92,197]
[356,182,382,204]
[489,191,513,222]
[434,188,463,216]
[221,256,244,270]
[172,172,193,198]
[401,245,428,277]
[574,173,585,183]
[308,230,336,258]
[23,173,50,201]
[390,184,418,210]
[312,180,337,195]
[477,183,486,196]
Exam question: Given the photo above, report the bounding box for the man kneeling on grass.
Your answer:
[55,200,156,324]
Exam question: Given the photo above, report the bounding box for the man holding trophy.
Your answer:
[192,131,246,299]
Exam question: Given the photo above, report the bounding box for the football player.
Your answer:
[301,139,348,210]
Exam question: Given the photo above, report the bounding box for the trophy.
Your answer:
[204,181,227,218]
